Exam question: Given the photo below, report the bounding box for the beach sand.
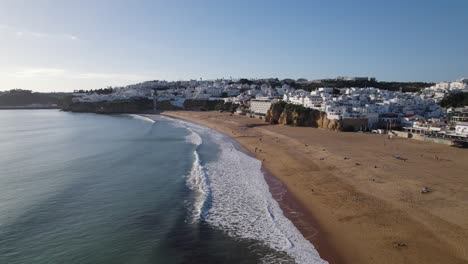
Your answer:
[159,111,468,264]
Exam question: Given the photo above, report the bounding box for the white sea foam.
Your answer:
[184,129,209,221]
[170,117,327,264]
[185,128,203,146]
[126,114,155,123]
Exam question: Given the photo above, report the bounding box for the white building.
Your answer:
[303,96,323,109]
[401,114,425,127]
[249,98,278,116]
[224,87,241,97]
[366,112,380,128]
[326,112,342,120]
[454,122,468,137]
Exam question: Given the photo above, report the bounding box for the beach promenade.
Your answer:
[161,111,468,264]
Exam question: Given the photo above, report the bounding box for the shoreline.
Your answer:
[157,111,468,264]
[150,112,342,263]
[145,113,337,262]
[261,166,344,264]
[149,113,330,262]
[228,126,342,263]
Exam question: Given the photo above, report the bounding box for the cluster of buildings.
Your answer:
[282,86,445,129]
[72,77,468,139]
[450,108,468,136]
[400,107,468,144]
[279,79,467,139]
[73,79,287,104]
[420,78,468,103]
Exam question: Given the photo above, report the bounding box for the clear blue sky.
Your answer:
[1,0,467,92]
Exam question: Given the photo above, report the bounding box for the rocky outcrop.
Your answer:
[316,111,341,130]
[266,101,342,131]
[265,101,284,124]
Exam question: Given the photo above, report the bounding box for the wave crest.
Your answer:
[185,128,202,146]
[167,117,326,264]
[185,129,209,222]
[126,114,155,123]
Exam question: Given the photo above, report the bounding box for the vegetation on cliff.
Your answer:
[236,78,433,93]
[295,80,432,93]
[62,98,238,114]
[183,99,238,112]
[73,87,114,95]
[440,92,468,108]
[157,100,182,111]
[266,101,341,130]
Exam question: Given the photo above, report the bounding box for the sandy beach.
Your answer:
[159,111,468,264]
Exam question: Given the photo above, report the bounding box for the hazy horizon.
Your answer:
[0,76,452,93]
[1,0,467,92]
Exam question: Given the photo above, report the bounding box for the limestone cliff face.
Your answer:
[265,102,284,124]
[266,101,342,131]
[316,111,341,130]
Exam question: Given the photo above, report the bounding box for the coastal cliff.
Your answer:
[266,101,341,130]
[183,99,238,112]
[0,89,70,109]
[62,99,153,113]
[157,100,182,111]
[62,98,238,114]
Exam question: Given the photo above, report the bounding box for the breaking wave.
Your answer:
[171,118,326,264]
[184,129,209,222]
[126,114,155,123]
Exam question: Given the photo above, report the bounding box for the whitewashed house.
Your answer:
[455,123,468,137]
[249,98,278,116]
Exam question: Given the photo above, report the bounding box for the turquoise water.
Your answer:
[0,110,324,264]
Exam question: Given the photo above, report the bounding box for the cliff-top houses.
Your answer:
[71,77,468,138]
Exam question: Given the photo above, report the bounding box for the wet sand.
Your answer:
[160,111,468,264]
[239,135,344,264]
[262,167,345,264]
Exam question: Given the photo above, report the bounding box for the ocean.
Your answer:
[0,110,325,264]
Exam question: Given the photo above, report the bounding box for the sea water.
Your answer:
[0,110,325,264]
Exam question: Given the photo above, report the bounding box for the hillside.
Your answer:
[0,89,70,107]
[295,80,433,93]
[440,92,468,108]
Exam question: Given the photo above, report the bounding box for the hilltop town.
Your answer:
[67,77,468,144]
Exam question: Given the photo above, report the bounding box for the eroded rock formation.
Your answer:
[266,101,342,131]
